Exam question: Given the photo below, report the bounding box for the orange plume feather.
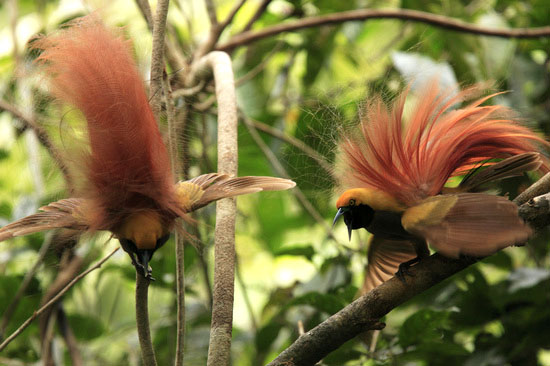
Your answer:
[340,82,548,206]
[32,16,181,230]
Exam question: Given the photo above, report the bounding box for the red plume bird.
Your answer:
[0,16,295,279]
[333,81,548,294]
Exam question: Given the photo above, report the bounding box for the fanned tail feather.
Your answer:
[341,82,549,206]
[31,16,179,229]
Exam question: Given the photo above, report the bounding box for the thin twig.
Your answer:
[0,99,72,188]
[194,0,247,60]
[163,68,186,366]
[174,230,186,366]
[191,51,238,366]
[235,256,258,331]
[204,0,218,27]
[241,114,337,240]
[136,0,188,87]
[0,233,53,339]
[217,8,550,51]
[150,0,171,118]
[240,0,272,33]
[219,0,247,30]
[57,306,83,366]
[0,248,119,352]
[135,0,154,30]
[172,80,206,98]
[193,94,217,112]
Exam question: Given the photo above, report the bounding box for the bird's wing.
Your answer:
[402,193,531,258]
[175,173,296,212]
[361,236,420,294]
[0,198,91,242]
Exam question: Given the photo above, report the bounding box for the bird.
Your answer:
[0,16,295,279]
[332,81,548,294]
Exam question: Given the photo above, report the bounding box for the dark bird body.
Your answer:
[333,83,548,293]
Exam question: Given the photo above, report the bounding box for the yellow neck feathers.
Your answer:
[336,188,406,212]
[115,211,169,249]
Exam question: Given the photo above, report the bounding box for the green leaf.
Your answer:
[286,292,346,314]
[256,322,283,351]
[399,309,451,347]
[274,244,315,260]
[67,313,106,340]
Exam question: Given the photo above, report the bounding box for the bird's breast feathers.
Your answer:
[114,211,170,249]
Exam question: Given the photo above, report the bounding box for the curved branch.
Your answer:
[217,8,550,51]
[191,51,238,366]
[268,181,550,366]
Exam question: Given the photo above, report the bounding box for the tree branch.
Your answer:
[0,248,118,352]
[240,0,271,33]
[57,306,83,366]
[217,8,550,52]
[190,51,238,366]
[135,274,158,366]
[150,0,170,118]
[514,172,550,206]
[204,0,218,27]
[268,182,550,365]
[135,0,154,29]
[194,0,247,60]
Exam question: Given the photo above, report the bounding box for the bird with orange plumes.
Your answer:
[333,81,548,295]
[0,16,295,279]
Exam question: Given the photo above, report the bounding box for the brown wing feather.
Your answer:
[403,193,531,258]
[0,198,90,242]
[361,236,419,294]
[175,173,296,212]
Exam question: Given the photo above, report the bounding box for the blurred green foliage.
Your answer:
[1,0,550,365]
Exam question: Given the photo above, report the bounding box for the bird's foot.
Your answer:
[395,257,421,284]
[395,264,413,284]
[133,261,155,281]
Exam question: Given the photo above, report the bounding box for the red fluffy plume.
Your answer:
[340,81,549,206]
[32,16,179,229]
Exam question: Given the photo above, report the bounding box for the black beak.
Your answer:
[136,250,155,280]
[333,207,353,241]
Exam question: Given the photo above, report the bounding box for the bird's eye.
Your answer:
[349,199,356,206]
[156,234,171,249]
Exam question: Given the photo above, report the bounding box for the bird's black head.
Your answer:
[333,204,375,240]
[119,234,171,280]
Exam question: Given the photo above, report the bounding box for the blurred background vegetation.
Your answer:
[1,0,550,365]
